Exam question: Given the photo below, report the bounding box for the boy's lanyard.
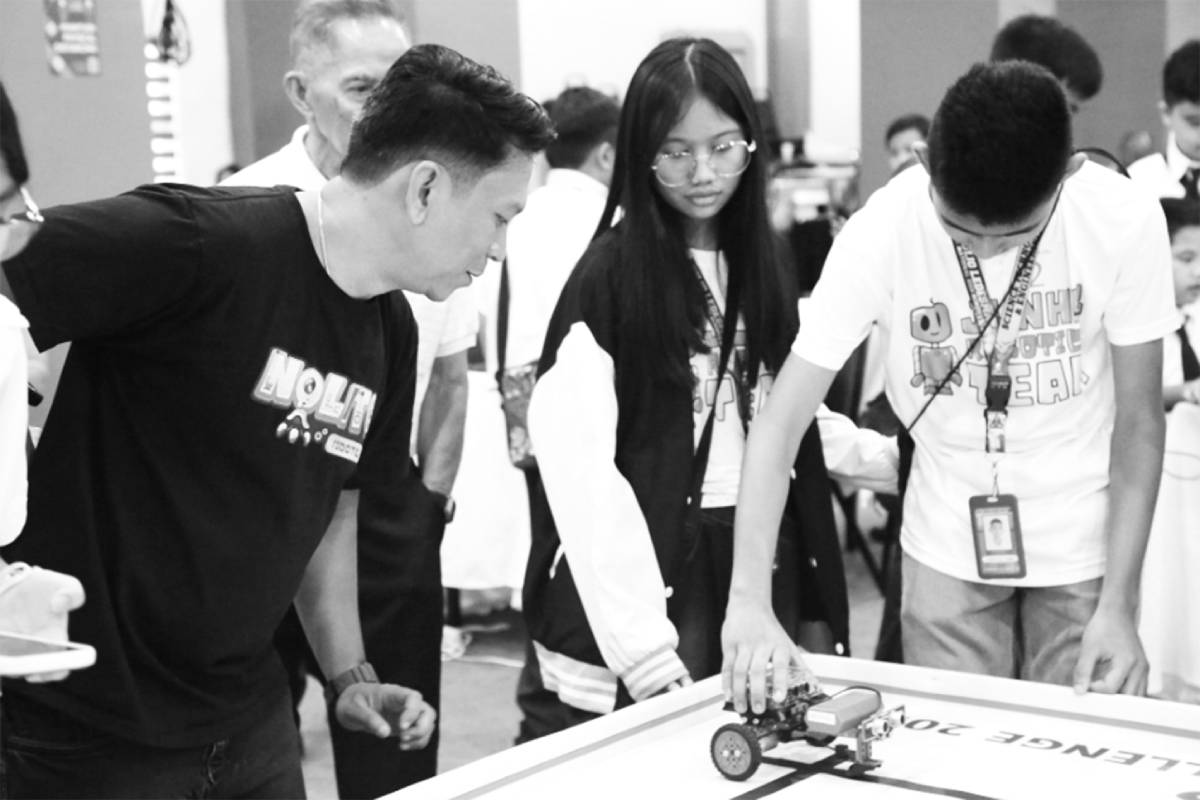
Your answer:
[695,267,750,431]
[953,232,1043,490]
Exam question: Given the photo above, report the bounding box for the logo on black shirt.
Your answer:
[251,347,377,463]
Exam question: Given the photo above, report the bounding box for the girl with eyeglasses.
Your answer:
[517,37,896,738]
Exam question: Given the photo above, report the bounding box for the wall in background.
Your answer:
[413,0,520,88]
[858,0,996,196]
[0,0,151,205]
[515,0,767,104]
[807,0,861,160]
[767,0,811,141]
[1061,0,1167,160]
[225,0,298,167]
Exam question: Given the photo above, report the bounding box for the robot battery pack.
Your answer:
[803,687,882,737]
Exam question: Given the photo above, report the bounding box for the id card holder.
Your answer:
[968,494,1026,579]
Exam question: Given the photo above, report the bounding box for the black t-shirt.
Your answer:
[1,184,416,747]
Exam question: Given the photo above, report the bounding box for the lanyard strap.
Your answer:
[694,266,751,430]
[952,228,1046,457]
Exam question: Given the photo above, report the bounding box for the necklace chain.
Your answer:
[316,190,330,275]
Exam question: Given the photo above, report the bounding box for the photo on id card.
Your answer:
[968,493,1026,579]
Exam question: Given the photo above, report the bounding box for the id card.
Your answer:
[968,494,1026,579]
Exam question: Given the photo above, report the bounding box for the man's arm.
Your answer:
[415,350,468,496]
[722,352,837,713]
[295,489,364,680]
[294,489,436,747]
[1072,339,1164,695]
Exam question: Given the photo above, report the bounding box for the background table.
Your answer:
[385,653,1200,799]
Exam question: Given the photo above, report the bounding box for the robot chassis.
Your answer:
[711,680,906,781]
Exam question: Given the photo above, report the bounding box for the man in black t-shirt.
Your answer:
[0,45,553,799]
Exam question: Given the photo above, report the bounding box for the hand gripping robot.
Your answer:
[711,672,906,781]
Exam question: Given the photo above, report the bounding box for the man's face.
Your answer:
[886,127,924,175]
[415,153,534,301]
[928,184,1059,260]
[299,16,409,167]
[1171,224,1200,308]
[1162,100,1200,162]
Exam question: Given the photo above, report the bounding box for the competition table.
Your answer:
[385,654,1200,800]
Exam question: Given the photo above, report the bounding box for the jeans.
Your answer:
[0,690,304,799]
[900,551,1102,684]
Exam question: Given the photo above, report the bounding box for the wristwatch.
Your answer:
[324,661,379,704]
[431,491,456,524]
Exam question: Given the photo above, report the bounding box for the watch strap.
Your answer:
[324,661,379,704]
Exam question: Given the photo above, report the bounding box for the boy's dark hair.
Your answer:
[990,14,1102,101]
[927,61,1072,225]
[1162,39,1199,108]
[289,0,403,69]
[543,87,619,170]
[1161,198,1200,241]
[342,43,554,185]
[0,82,30,186]
[884,113,930,145]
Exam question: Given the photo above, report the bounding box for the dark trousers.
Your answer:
[275,468,446,799]
[0,690,304,799]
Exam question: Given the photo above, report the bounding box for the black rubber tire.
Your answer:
[711,723,763,781]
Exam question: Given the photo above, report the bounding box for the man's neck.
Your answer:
[303,130,342,181]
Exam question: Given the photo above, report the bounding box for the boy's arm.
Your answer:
[1072,339,1163,695]
[722,352,837,713]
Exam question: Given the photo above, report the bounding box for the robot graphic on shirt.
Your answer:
[909,301,962,395]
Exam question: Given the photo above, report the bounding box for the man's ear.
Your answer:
[596,141,616,172]
[283,71,311,118]
[912,140,931,173]
[585,141,616,185]
[1158,99,1171,126]
[405,161,442,224]
[1063,151,1088,179]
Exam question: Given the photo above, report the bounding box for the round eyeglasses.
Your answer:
[651,140,756,188]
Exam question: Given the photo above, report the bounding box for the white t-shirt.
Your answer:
[221,126,478,446]
[0,296,28,545]
[689,249,746,507]
[793,162,1178,586]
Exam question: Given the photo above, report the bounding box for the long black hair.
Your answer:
[595,38,794,388]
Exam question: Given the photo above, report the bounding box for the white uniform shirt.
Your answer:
[1128,133,1200,200]
[1164,309,1200,389]
[221,126,478,445]
[792,162,1177,586]
[502,168,608,368]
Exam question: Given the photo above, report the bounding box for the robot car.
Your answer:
[710,674,906,781]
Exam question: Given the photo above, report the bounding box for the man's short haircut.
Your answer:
[927,61,1072,225]
[542,87,620,170]
[1162,39,1199,108]
[289,0,403,69]
[342,43,554,186]
[0,82,29,185]
[884,113,930,145]
[990,14,1102,101]
[1161,198,1200,241]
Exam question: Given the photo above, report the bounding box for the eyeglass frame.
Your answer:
[650,139,757,188]
[0,186,44,227]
